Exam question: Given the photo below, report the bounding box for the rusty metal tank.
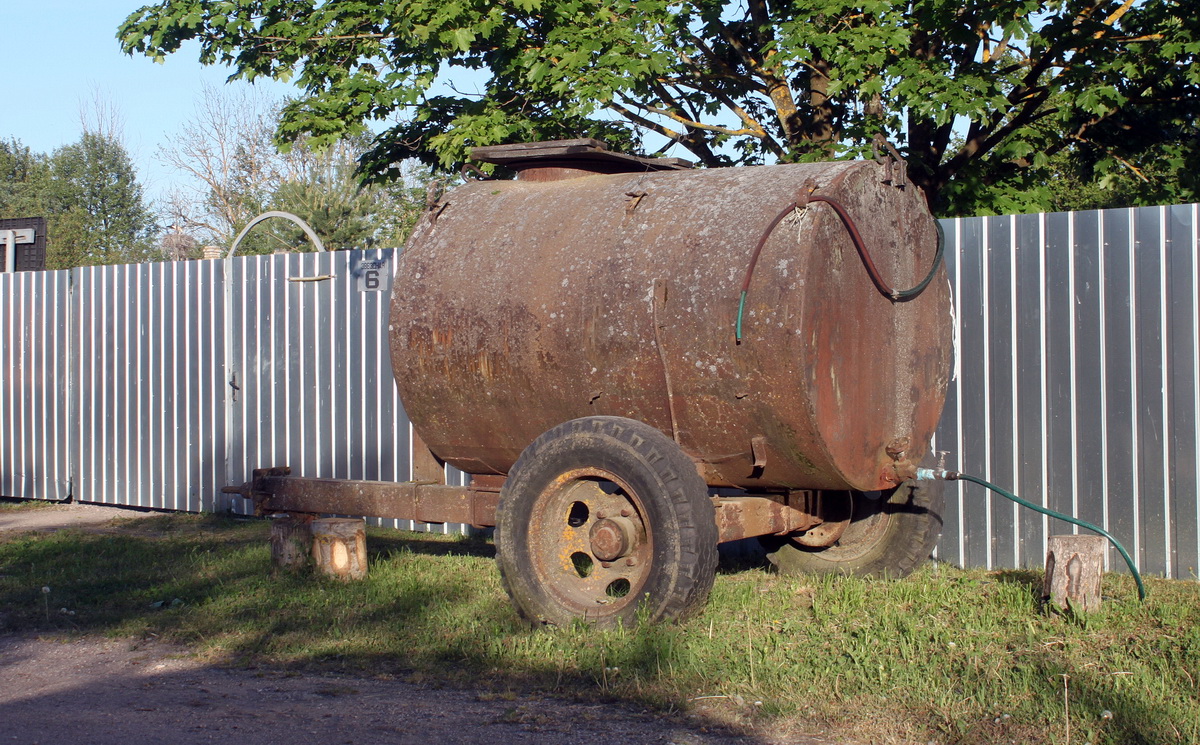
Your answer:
[390,140,953,493]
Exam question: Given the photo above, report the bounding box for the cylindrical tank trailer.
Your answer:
[230,138,954,628]
[394,139,953,626]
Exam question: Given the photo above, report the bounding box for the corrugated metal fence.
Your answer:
[0,268,71,501]
[73,260,227,514]
[2,249,466,534]
[936,204,1200,579]
[2,204,1199,576]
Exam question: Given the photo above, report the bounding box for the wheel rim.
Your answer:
[526,467,654,617]
[794,489,895,561]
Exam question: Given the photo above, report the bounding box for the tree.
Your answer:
[45,132,159,267]
[267,137,422,252]
[2,135,158,269]
[0,138,50,219]
[965,120,1200,215]
[160,226,199,260]
[156,84,283,253]
[158,85,426,254]
[1050,141,1200,213]
[120,0,1198,215]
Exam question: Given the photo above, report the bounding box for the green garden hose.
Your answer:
[916,468,1147,601]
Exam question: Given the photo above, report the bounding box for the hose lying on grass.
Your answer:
[915,468,1147,601]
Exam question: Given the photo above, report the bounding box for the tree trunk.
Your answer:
[1043,535,1106,612]
[312,518,368,581]
[799,57,835,156]
[269,515,314,572]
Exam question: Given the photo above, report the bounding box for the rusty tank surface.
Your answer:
[390,141,953,494]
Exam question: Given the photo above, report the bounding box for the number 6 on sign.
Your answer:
[355,258,390,293]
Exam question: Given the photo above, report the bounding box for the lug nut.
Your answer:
[620,508,631,517]
[625,557,637,567]
[601,561,612,568]
[596,510,607,520]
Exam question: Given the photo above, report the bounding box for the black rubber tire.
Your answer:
[495,416,718,628]
[761,475,944,578]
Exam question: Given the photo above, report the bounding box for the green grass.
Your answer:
[0,497,57,510]
[1,511,1197,745]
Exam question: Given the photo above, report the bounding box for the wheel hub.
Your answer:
[589,516,638,561]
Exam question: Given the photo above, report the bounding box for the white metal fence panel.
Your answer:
[0,268,71,500]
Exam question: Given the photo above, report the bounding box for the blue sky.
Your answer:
[1,1,683,208]
[0,2,291,201]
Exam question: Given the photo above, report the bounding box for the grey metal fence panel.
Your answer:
[936,204,1200,578]
[1166,205,1200,579]
[70,260,225,511]
[944,215,991,568]
[0,268,71,500]
[1069,212,1106,545]
[1013,213,1047,569]
[1137,207,1170,575]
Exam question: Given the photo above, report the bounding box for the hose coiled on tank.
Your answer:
[735,190,946,342]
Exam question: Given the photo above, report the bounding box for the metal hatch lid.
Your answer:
[469,138,693,181]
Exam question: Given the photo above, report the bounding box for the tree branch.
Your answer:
[606,101,724,166]
[255,33,388,43]
[714,19,765,81]
[990,29,1014,63]
[1112,154,1151,182]
[746,0,772,51]
[640,96,763,138]
[683,32,768,93]
[647,80,784,158]
[730,3,799,142]
[1109,34,1164,42]
[606,101,683,141]
[1101,0,1136,30]
[665,52,770,138]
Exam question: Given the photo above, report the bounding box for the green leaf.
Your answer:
[450,27,476,52]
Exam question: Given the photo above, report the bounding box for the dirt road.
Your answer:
[0,633,773,745]
[0,501,159,533]
[0,503,841,745]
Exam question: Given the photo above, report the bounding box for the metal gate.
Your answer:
[222,249,467,531]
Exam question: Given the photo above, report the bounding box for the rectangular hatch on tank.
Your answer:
[469,138,693,181]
